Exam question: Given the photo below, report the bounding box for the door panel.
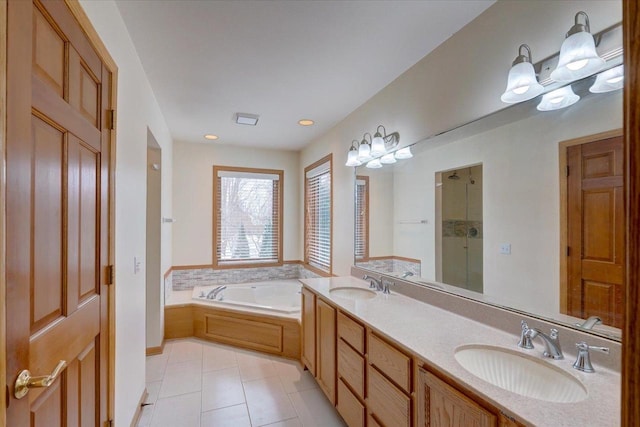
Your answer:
[566,136,624,328]
[7,0,111,425]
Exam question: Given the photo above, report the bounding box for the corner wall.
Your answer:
[78,1,173,424]
[300,0,622,276]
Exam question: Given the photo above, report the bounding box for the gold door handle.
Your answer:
[14,360,66,399]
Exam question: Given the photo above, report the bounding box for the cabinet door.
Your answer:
[301,287,316,375]
[316,298,337,404]
[417,368,497,427]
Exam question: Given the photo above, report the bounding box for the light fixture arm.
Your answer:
[567,11,590,37]
[361,133,373,144]
[512,44,533,66]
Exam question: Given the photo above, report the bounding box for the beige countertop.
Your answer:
[300,276,620,427]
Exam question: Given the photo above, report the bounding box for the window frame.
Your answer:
[355,175,369,262]
[212,165,284,269]
[304,154,333,276]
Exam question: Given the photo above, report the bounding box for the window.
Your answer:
[213,166,283,267]
[355,176,369,261]
[305,154,332,274]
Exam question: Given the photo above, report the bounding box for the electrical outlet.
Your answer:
[500,243,511,255]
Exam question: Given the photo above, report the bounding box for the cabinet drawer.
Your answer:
[367,365,411,427]
[337,338,365,398]
[368,332,411,393]
[337,379,365,427]
[337,311,365,354]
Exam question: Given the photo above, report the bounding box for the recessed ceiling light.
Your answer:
[235,113,259,126]
[298,119,314,126]
[204,134,219,140]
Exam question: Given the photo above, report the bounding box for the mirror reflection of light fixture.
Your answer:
[501,44,544,104]
[550,11,605,83]
[366,158,382,169]
[537,85,580,111]
[345,140,363,167]
[394,147,413,159]
[371,125,400,157]
[380,153,397,164]
[589,64,624,93]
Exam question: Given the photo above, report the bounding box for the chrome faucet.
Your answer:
[381,279,395,294]
[363,275,383,291]
[575,316,602,330]
[517,320,534,349]
[400,271,414,279]
[212,285,227,300]
[206,285,223,299]
[573,341,609,373]
[525,327,564,360]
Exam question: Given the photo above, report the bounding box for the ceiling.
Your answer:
[116,0,495,150]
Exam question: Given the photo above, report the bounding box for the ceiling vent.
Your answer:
[235,113,260,126]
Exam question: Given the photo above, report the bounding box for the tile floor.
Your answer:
[138,338,347,427]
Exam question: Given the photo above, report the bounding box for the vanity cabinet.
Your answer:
[417,368,496,427]
[301,287,316,376]
[367,331,412,427]
[316,297,337,404]
[336,312,366,427]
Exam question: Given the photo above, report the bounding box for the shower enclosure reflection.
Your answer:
[437,166,483,293]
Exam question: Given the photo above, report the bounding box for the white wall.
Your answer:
[79,1,173,424]
[172,142,300,266]
[301,0,621,277]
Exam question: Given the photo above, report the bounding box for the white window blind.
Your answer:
[214,167,282,266]
[305,157,332,272]
[355,177,368,260]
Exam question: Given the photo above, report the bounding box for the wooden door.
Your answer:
[315,298,336,404]
[6,0,111,425]
[567,136,624,328]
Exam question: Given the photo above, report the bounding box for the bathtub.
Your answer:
[191,279,302,314]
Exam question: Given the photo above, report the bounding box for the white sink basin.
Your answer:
[454,345,588,403]
[329,287,377,300]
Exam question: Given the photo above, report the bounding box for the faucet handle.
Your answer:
[573,341,609,373]
[382,279,395,294]
[517,320,534,349]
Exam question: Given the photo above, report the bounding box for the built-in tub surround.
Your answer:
[302,275,621,426]
[171,263,320,291]
[192,280,301,314]
[165,279,301,359]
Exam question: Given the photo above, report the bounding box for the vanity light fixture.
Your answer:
[345,140,363,167]
[380,153,397,164]
[537,85,580,111]
[589,64,624,93]
[394,146,413,159]
[366,158,382,169]
[550,11,605,83]
[501,44,544,104]
[371,125,400,157]
[357,133,373,162]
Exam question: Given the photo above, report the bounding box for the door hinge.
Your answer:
[106,109,115,130]
[106,265,115,285]
[566,165,570,177]
[567,246,571,257]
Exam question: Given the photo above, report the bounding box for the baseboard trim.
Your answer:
[129,389,149,427]
[146,340,165,356]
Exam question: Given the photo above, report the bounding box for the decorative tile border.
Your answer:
[171,264,322,291]
[356,257,421,277]
[442,220,483,238]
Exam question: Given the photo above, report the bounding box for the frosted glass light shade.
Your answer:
[589,65,624,93]
[345,148,362,167]
[550,32,605,82]
[501,62,544,103]
[537,86,580,111]
[370,134,386,157]
[394,147,413,159]
[380,153,396,164]
[358,141,371,161]
[366,158,382,169]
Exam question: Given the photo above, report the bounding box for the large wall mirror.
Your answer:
[354,58,624,342]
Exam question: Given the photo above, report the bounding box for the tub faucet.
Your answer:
[363,275,383,291]
[206,286,223,299]
[400,271,414,279]
[525,327,564,360]
[212,285,227,300]
[575,316,602,330]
